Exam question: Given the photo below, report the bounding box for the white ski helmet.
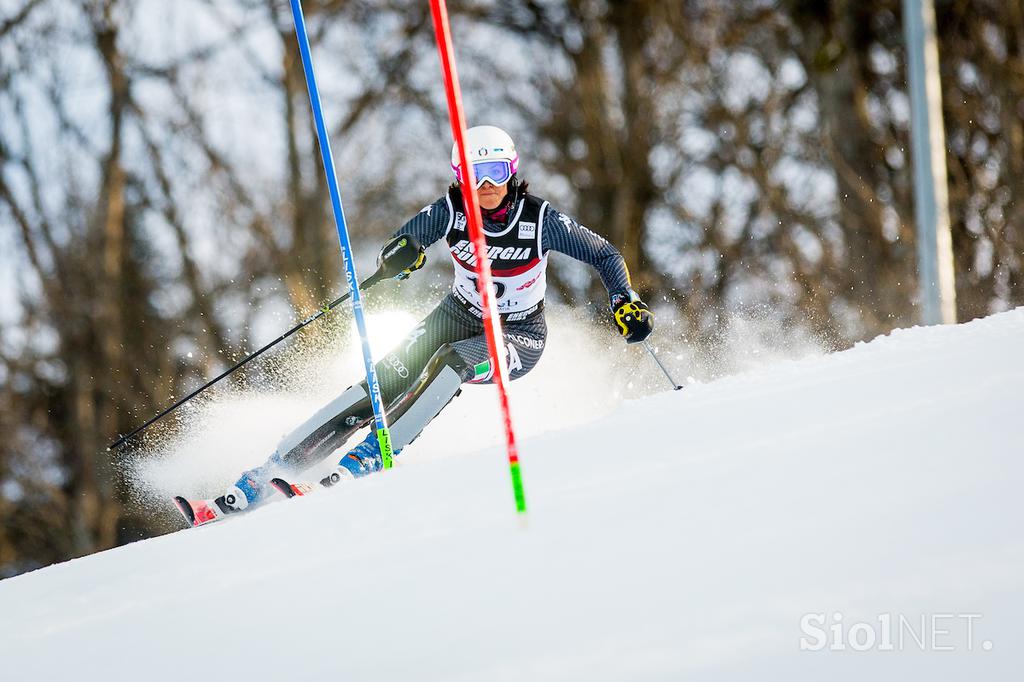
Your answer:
[451,125,519,187]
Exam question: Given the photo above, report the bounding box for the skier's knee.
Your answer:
[388,343,467,450]
[426,342,473,382]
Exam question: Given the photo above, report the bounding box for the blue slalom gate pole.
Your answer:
[287,0,395,468]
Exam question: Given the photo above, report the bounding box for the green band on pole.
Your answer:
[509,461,526,513]
[376,427,394,470]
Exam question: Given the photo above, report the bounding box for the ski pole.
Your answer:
[108,267,391,451]
[643,339,683,391]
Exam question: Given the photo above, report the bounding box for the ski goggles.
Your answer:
[452,159,516,188]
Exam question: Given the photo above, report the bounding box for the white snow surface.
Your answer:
[2,309,1023,680]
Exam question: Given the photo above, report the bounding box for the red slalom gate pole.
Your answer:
[428,0,527,513]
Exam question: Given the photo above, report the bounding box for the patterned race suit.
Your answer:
[268,184,633,474]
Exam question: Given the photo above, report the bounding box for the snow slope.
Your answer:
[2,309,1022,681]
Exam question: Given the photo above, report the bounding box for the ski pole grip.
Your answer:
[378,234,425,279]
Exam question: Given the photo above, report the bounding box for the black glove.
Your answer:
[611,292,654,344]
[378,235,425,280]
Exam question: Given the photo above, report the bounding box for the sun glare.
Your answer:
[352,310,419,360]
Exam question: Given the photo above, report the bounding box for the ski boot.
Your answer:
[174,455,283,527]
[319,430,399,488]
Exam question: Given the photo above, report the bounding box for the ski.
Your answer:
[270,468,351,499]
[173,495,232,527]
[270,477,315,499]
[174,471,348,527]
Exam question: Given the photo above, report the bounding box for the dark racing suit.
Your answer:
[268,184,633,474]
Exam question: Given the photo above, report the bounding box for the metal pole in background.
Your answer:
[903,0,957,324]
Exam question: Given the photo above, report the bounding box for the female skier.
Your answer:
[207,125,653,517]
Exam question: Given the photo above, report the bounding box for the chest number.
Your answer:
[468,276,506,300]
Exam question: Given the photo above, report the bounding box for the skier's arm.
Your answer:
[541,208,633,304]
[542,208,653,343]
[391,196,452,247]
[380,196,453,280]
